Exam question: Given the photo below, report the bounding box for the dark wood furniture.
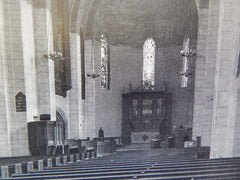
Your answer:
[64,139,81,154]
[64,138,95,157]
[28,120,65,156]
[170,128,192,148]
[93,137,121,156]
[122,91,172,144]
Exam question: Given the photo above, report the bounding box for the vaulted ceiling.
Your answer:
[76,0,198,48]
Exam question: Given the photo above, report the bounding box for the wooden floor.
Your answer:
[6,144,240,179]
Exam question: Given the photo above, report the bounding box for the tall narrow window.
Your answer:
[143,38,156,90]
[100,33,110,90]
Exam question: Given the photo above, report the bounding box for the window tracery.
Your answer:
[143,38,156,90]
[100,33,110,90]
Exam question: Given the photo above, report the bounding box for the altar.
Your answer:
[131,131,159,143]
[121,91,172,144]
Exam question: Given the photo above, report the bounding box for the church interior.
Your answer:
[0,0,240,179]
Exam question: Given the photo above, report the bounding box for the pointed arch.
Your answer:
[56,107,68,139]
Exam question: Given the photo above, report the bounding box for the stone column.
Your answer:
[0,0,29,157]
[33,0,56,121]
[210,0,240,158]
[69,32,83,138]
[193,0,221,146]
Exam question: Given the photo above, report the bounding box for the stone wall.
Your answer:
[192,0,214,146]
[94,44,143,137]
[193,0,240,158]
[0,0,13,157]
[33,0,51,116]
[155,45,196,129]
[68,32,83,139]
[82,41,196,138]
[210,0,240,158]
[0,0,30,157]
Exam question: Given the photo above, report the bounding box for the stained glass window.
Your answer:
[143,38,156,90]
[100,33,110,90]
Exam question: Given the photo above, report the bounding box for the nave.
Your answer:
[7,145,240,180]
[0,1,240,179]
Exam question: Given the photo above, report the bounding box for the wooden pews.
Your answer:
[93,137,120,157]
[0,137,120,178]
[64,139,81,154]
[4,148,240,179]
[80,138,96,159]
[9,158,240,179]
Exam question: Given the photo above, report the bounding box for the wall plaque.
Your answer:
[15,92,26,112]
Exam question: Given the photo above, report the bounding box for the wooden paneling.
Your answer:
[122,91,172,144]
[28,120,64,156]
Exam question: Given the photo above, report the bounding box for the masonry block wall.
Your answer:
[89,42,196,138]
[68,32,85,139]
[72,0,197,139]
[21,0,38,123]
[84,40,97,138]
[33,0,52,116]
[234,88,240,156]
[210,0,240,158]
[0,0,67,157]
[193,1,211,146]
[0,0,12,157]
[0,0,30,157]
[155,45,196,129]
[193,0,240,158]
[55,95,69,138]
[6,0,29,156]
[94,44,143,137]
[192,0,220,146]
[68,32,81,139]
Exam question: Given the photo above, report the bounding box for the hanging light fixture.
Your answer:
[180,36,197,88]
[86,72,101,78]
[43,50,64,60]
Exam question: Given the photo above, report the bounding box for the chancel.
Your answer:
[0,0,240,179]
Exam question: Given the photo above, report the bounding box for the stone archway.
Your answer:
[56,108,68,139]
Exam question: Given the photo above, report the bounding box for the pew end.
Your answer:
[64,139,81,155]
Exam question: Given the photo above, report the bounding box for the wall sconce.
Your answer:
[43,50,64,60]
[86,72,100,79]
[180,36,197,88]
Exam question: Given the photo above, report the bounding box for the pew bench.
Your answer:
[93,137,121,157]
[64,139,81,155]
[79,138,95,159]
[3,152,240,179]
[10,159,240,179]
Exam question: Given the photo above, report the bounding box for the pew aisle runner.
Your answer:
[8,143,240,179]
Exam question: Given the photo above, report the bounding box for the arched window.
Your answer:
[143,38,156,90]
[100,33,110,90]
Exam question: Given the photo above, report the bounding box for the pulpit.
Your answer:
[28,120,65,156]
[122,91,172,144]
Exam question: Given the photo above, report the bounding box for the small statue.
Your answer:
[98,127,104,138]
